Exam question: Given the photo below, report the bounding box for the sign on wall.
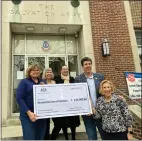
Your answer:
[9,4,83,18]
[41,41,50,50]
[125,72,142,99]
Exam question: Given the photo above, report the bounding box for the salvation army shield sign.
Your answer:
[42,41,49,50]
[125,72,142,99]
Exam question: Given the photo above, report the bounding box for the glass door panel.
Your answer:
[13,55,25,113]
[68,56,78,78]
[27,57,46,79]
[49,57,65,76]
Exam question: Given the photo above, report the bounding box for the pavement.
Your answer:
[2,120,101,140]
[2,132,89,140]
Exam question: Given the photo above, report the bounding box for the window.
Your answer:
[135,30,142,64]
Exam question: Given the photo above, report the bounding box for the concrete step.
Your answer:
[2,120,101,140]
[2,119,101,140]
[2,132,90,140]
[2,116,103,140]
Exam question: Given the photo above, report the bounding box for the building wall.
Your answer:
[2,1,95,125]
[89,0,140,91]
[124,1,141,72]
[130,1,142,28]
[132,117,142,140]
[129,1,142,68]
[89,0,141,139]
[2,23,12,125]
[129,1,142,139]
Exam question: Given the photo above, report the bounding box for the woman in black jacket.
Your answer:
[50,65,80,140]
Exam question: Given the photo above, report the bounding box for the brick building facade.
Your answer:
[130,1,142,139]
[89,0,141,139]
[89,0,141,91]
[130,1,142,28]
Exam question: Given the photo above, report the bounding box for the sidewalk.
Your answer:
[2,120,97,140]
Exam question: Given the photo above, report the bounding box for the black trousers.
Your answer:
[44,119,50,140]
[103,130,128,140]
[51,126,68,140]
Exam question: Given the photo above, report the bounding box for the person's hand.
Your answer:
[92,107,96,114]
[27,111,37,122]
[127,133,134,140]
[87,113,93,116]
[87,97,95,116]
[118,95,126,102]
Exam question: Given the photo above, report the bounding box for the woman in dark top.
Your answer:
[92,80,133,140]
[50,65,80,140]
[16,64,47,140]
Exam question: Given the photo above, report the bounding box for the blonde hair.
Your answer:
[42,68,54,80]
[99,80,115,95]
[26,64,40,78]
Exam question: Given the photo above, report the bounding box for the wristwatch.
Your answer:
[128,131,133,135]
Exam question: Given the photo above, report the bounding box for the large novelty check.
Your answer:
[33,83,92,119]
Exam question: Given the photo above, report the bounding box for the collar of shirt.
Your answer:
[102,94,116,103]
[27,77,40,84]
[84,73,94,79]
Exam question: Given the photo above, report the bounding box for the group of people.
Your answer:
[16,57,133,140]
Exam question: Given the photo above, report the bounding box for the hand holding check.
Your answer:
[87,97,96,116]
[27,111,37,122]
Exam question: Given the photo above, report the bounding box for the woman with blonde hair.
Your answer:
[16,64,47,140]
[92,80,133,140]
[42,68,55,84]
[42,68,55,140]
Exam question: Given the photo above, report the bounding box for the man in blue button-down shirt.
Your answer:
[75,57,104,140]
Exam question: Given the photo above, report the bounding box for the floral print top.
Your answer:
[93,94,133,133]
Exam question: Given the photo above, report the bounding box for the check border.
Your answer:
[33,83,92,119]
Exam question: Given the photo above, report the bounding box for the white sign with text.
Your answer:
[125,72,142,99]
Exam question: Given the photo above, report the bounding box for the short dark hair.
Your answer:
[81,57,92,66]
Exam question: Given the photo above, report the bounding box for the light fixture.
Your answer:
[26,27,35,31]
[58,27,67,33]
[11,0,22,5]
[71,0,80,8]
[101,39,110,57]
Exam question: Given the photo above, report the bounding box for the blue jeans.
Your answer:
[20,114,47,140]
[82,115,104,140]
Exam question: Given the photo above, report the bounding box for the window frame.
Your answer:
[11,34,79,116]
